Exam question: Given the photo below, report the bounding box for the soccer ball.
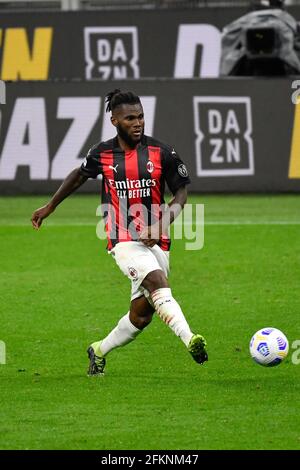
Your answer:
[249,327,289,367]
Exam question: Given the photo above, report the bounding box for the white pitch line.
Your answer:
[199,221,300,225]
[1,221,300,227]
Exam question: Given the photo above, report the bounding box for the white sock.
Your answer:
[100,312,141,356]
[151,288,193,347]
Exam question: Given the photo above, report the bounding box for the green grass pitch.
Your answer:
[0,194,299,450]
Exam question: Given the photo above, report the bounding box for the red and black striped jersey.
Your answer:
[80,135,191,251]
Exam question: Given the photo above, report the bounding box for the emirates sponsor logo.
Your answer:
[108,177,156,190]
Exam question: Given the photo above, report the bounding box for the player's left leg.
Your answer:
[87,296,154,376]
[142,269,208,365]
[142,269,192,346]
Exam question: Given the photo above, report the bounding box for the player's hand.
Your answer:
[31,204,54,230]
[139,223,161,247]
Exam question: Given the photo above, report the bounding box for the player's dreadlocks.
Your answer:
[105,89,141,113]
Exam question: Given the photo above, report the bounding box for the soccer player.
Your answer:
[31,89,208,375]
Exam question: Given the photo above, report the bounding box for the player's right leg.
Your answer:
[87,296,154,376]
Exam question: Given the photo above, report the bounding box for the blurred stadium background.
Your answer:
[0,0,300,452]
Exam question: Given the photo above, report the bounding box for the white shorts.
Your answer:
[110,241,170,302]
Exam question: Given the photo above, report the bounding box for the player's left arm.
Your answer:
[139,144,190,247]
[164,183,188,226]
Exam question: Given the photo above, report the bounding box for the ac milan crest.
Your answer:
[147,161,154,173]
[128,267,138,280]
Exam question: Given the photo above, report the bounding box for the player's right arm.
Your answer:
[31,143,102,229]
[31,167,88,229]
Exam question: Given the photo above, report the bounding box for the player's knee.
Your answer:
[129,305,153,329]
[142,269,169,293]
[138,314,153,330]
[131,313,153,330]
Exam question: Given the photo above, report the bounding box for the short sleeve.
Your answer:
[163,147,191,195]
[79,144,102,179]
